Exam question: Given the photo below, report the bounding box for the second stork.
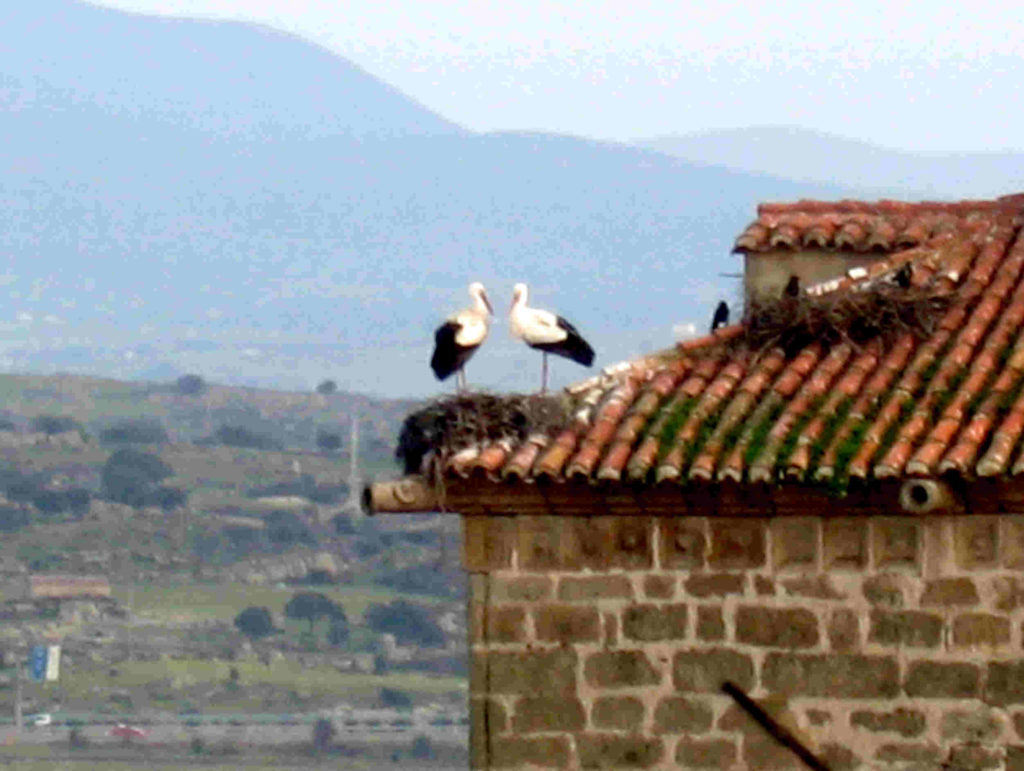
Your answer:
[509,282,595,393]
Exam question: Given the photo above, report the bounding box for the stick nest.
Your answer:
[743,285,956,356]
[395,392,572,474]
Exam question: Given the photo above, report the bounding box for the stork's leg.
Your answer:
[457,368,466,393]
[541,353,548,394]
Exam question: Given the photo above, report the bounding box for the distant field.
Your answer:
[63,657,465,703]
[111,582,438,624]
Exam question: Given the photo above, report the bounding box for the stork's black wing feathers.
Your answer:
[531,316,595,367]
[431,321,479,381]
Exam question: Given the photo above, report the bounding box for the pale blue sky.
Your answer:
[96,0,1024,151]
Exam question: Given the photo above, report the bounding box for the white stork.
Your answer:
[509,282,595,393]
[430,282,493,391]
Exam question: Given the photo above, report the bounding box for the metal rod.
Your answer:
[721,681,831,771]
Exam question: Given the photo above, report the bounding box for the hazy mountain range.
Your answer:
[1,1,1022,398]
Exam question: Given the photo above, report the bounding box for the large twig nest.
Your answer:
[395,392,571,474]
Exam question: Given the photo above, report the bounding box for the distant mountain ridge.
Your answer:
[1,0,462,141]
[637,127,1024,199]
[0,2,964,397]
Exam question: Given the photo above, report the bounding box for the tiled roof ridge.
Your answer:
[758,194,1024,217]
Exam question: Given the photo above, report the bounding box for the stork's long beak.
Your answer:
[483,292,494,316]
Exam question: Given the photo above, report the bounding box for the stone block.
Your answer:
[490,736,570,768]
[872,519,921,570]
[1010,746,1024,771]
[824,518,868,569]
[576,734,663,769]
[781,575,846,599]
[643,574,676,599]
[743,736,804,771]
[482,606,527,643]
[736,606,819,648]
[921,577,980,607]
[673,648,754,692]
[1003,517,1024,569]
[755,575,775,595]
[585,650,661,689]
[806,709,831,726]
[874,743,940,764]
[940,707,1008,743]
[463,516,514,572]
[559,575,633,602]
[956,517,1000,569]
[946,745,1003,771]
[490,575,553,602]
[904,660,979,698]
[862,574,908,607]
[868,609,942,648]
[622,604,688,642]
[820,743,861,771]
[518,516,578,571]
[482,649,578,696]
[659,517,706,569]
[850,708,925,738]
[1007,745,1024,769]
[591,696,644,731]
[696,606,725,641]
[771,517,819,570]
[828,608,859,651]
[952,613,1010,648]
[512,696,586,733]
[675,738,737,768]
[992,576,1024,611]
[762,653,899,698]
[652,696,713,733]
[533,605,601,643]
[604,611,619,646]
[987,661,1024,706]
[685,572,745,597]
[568,516,654,571]
[709,519,766,569]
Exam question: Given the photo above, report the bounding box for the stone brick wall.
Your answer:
[465,513,1024,770]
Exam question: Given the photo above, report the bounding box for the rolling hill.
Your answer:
[0,2,915,397]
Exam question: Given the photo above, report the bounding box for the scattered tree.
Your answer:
[411,735,435,760]
[316,379,338,395]
[30,414,81,435]
[315,429,342,452]
[234,606,275,639]
[312,718,335,754]
[284,591,346,633]
[175,374,206,396]
[100,448,173,507]
[99,418,168,445]
[326,620,349,647]
[364,600,445,648]
[208,424,280,450]
[378,687,412,710]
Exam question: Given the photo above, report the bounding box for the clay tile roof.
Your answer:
[426,195,1024,492]
[734,198,1021,255]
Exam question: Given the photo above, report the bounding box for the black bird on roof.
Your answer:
[784,275,800,297]
[711,301,729,333]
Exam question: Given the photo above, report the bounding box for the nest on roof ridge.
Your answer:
[395,392,572,475]
[743,283,955,357]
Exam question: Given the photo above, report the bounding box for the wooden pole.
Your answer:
[721,681,831,771]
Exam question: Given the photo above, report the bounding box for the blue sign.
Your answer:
[29,646,47,682]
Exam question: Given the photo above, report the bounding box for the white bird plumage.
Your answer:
[509,282,594,392]
[430,282,493,391]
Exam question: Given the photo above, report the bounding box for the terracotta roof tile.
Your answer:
[417,195,1024,493]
